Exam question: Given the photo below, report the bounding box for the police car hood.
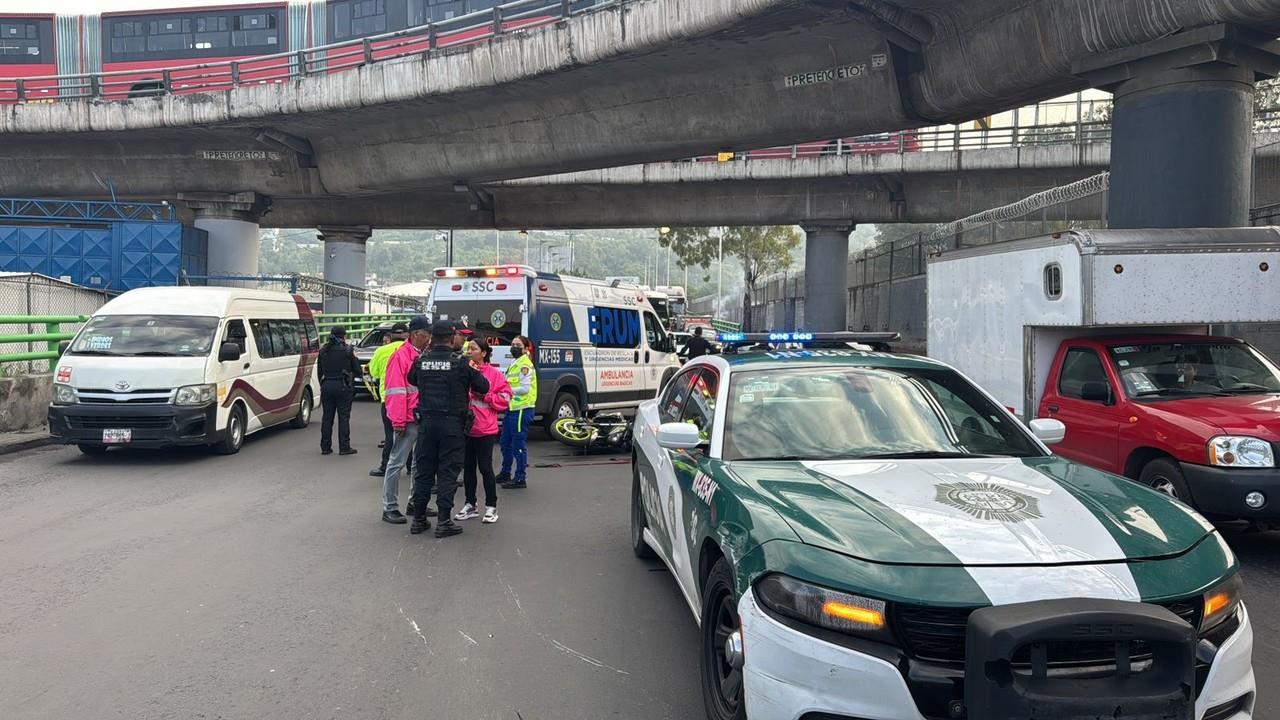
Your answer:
[727,456,1213,567]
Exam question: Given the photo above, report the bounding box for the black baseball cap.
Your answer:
[389,322,409,334]
[330,326,347,338]
[431,319,457,336]
[407,316,431,333]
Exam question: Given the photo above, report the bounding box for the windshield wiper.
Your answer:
[1138,388,1228,397]
[69,349,121,356]
[734,455,810,462]
[859,451,1004,460]
[129,351,184,357]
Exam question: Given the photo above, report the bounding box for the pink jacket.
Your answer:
[469,363,512,437]
[384,342,421,429]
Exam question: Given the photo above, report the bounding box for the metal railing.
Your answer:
[0,197,175,223]
[0,315,87,369]
[684,107,1280,162]
[314,313,416,337]
[0,0,620,104]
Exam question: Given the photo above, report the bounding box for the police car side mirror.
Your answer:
[657,422,703,450]
[218,342,242,362]
[1029,418,1066,445]
[57,340,70,356]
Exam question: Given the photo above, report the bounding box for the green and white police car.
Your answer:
[630,333,1254,720]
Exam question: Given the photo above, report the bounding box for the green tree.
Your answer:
[660,226,802,329]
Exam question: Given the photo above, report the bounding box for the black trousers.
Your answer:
[379,403,393,469]
[464,434,499,508]
[320,381,353,452]
[411,416,465,521]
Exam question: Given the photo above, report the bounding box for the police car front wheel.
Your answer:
[700,557,745,720]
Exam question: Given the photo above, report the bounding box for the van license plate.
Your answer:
[102,429,132,444]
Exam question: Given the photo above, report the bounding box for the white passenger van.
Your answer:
[428,265,682,428]
[48,287,321,455]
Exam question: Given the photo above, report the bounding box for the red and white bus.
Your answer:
[0,14,57,103]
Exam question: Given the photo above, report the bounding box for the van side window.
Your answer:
[249,319,274,358]
[223,319,247,354]
[643,312,669,352]
[270,320,301,357]
[303,320,319,352]
[1059,348,1107,399]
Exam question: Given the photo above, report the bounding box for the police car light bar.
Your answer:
[721,331,901,349]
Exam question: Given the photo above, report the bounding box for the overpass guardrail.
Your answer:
[0,315,88,369]
[0,0,623,104]
[314,313,417,337]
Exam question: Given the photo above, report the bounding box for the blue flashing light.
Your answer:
[768,331,814,343]
[720,332,747,343]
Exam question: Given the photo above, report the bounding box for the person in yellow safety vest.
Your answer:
[498,335,537,489]
[367,323,407,477]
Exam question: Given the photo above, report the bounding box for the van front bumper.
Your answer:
[48,402,219,448]
[1180,462,1280,520]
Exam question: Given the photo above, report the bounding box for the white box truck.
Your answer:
[928,228,1280,522]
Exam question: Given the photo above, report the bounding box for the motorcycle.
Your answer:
[549,412,633,453]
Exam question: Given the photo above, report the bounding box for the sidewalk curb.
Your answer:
[0,435,54,457]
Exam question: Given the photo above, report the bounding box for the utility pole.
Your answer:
[522,230,530,265]
[716,231,724,319]
[495,229,501,265]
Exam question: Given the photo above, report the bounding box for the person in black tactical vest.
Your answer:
[317,326,363,456]
[407,320,490,537]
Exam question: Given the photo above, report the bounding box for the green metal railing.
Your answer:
[314,313,417,337]
[0,315,88,366]
[710,319,742,334]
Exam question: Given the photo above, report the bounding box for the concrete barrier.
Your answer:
[0,373,50,433]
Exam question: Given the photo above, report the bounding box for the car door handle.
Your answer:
[243,362,251,370]
[645,351,651,363]
[633,351,640,363]
[1048,404,1060,414]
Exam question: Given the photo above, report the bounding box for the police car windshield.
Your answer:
[68,315,219,357]
[724,366,1044,461]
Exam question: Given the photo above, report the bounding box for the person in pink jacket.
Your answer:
[379,316,430,524]
[455,338,513,524]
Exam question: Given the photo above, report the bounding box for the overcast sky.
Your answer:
[13,0,278,12]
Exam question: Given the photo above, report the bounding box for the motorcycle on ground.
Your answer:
[549,412,634,453]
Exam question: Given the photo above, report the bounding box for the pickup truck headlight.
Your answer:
[1202,573,1244,637]
[174,383,216,406]
[755,574,894,643]
[52,383,77,404]
[1208,436,1275,468]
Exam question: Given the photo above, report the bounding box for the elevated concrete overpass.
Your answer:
[5,0,1280,330]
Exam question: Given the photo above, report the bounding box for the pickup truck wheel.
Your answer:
[700,557,745,720]
[1139,458,1192,502]
[631,461,657,559]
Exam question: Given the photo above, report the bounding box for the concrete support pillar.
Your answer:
[801,223,854,332]
[179,191,270,277]
[1077,25,1280,229]
[1108,64,1255,228]
[318,225,372,313]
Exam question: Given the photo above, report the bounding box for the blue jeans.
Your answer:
[500,408,534,482]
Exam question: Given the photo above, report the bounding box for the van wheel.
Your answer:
[631,460,657,559]
[1139,458,1192,502]
[78,444,108,455]
[214,405,246,455]
[289,388,313,429]
[700,558,745,720]
[545,392,580,432]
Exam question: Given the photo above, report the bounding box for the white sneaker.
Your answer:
[482,506,499,524]
[455,503,479,521]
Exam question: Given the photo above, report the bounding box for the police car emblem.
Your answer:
[934,482,1042,523]
[490,309,506,329]
[549,312,563,332]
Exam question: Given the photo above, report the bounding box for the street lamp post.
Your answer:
[521,229,529,265]
[716,231,724,320]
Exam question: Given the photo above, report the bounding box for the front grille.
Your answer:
[895,599,1202,666]
[66,415,172,430]
[76,388,172,404]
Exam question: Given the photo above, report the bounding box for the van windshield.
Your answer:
[69,315,220,357]
[1108,342,1280,397]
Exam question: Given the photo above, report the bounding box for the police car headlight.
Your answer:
[174,383,216,406]
[756,574,893,642]
[52,383,77,404]
[1201,573,1244,637]
[1208,436,1275,468]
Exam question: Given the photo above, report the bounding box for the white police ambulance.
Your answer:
[428,265,681,428]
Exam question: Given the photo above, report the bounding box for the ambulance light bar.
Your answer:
[434,266,527,279]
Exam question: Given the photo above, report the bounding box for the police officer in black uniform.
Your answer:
[317,326,362,456]
[407,320,489,537]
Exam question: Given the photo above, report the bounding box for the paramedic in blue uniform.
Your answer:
[406,320,490,538]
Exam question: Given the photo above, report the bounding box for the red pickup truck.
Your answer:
[1038,334,1280,522]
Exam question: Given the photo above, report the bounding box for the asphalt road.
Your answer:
[0,403,702,720]
[2,403,1278,719]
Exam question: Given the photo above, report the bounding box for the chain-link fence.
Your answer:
[0,273,111,375]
